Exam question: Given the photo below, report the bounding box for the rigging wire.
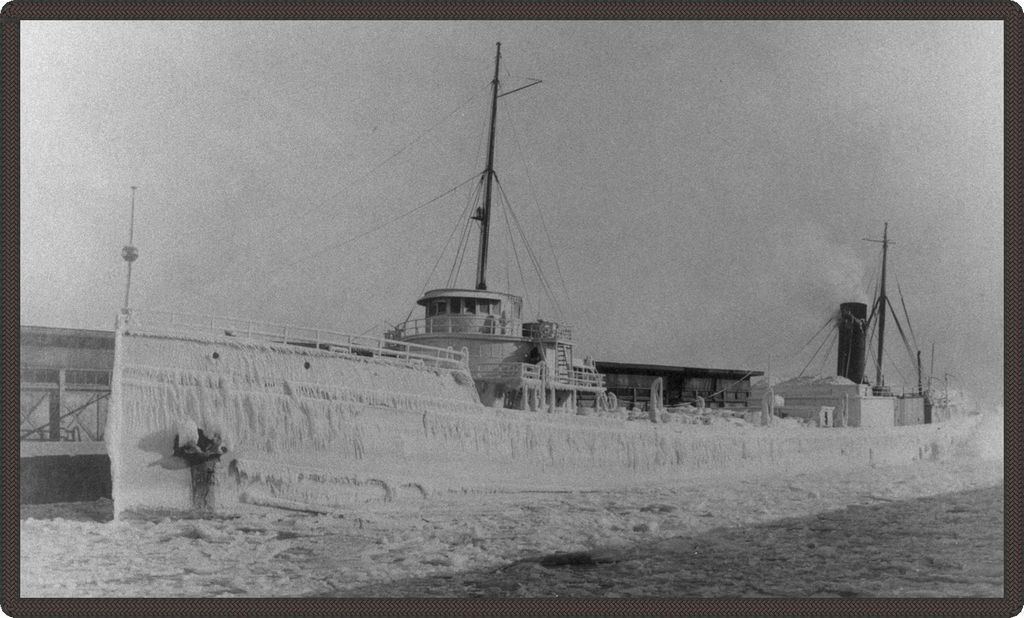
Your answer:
[393,181,481,331]
[798,321,838,377]
[453,180,484,286]
[884,296,921,373]
[893,268,920,353]
[503,93,576,317]
[865,248,883,328]
[499,182,530,306]
[863,329,910,390]
[271,86,487,247]
[449,217,472,287]
[260,173,482,284]
[496,178,560,314]
[864,338,879,382]
[802,323,835,376]
[358,322,384,337]
[209,86,488,294]
[423,180,479,295]
[503,219,511,292]
[497,178,562,319]
[816,328,839,376]
[448,207,470,286]
[179,41,361,281]
[885,347,910,387]
[447,176,485,287]
[866,311,878,365]
[795,316,836,362]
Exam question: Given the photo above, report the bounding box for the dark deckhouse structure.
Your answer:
[595,361,762,410]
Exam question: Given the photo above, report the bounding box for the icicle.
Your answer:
[110,323,983,517]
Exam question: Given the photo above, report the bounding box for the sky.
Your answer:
[19,21,1005,403]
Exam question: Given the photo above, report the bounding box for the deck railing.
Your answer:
[388,315,524,338]
[473,361,605,389]
[872,384,926,397]
[123,310,469,370]
[568,367,606,389]
[522,322,573,341]
[474,361,544,382]
[387,316,574,341]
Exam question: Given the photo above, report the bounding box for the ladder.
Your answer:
[555,344,571,382]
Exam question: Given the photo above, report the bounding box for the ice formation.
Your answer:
[107,320,994,518]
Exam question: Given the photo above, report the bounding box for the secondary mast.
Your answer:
[121,186,140,312]
[474,42,502,291]
[865,222,891,387]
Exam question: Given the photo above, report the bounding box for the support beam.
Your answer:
[49,369,65,441]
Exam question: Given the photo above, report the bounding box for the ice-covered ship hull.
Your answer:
[107,310,482,517]
[106,311,997,519]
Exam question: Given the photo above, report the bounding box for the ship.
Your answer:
[749,222,971,428]
[105,44,993,519]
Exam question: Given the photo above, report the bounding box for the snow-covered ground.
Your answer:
[20,410,1002,597]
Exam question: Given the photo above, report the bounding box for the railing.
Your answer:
[474,361,544,382]
[474,362,605,389]
[388,315,524,338]
[523,321,573,341]
[569,368,606,389]
[872,384,926,397]
[386,316,575,341]
[124,310,469,370]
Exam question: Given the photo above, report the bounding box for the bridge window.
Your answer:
[428,300,449,317]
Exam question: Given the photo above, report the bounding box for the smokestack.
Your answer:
[836,302,867,384]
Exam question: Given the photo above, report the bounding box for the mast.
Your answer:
[865,222,891,387]
[929,342,935,394]
[916,350,922,395]
[121,186,140,311]
[875,223,889,386]
[475,42,501,291]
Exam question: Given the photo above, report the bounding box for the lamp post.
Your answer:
[121,186,139,312]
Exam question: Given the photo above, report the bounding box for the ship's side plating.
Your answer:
[107,310,481,517]
[107,310,988,518]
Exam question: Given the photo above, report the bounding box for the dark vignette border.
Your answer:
[1,2,1020,617]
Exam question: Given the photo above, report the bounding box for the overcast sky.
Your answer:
[20,21,1004,402]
